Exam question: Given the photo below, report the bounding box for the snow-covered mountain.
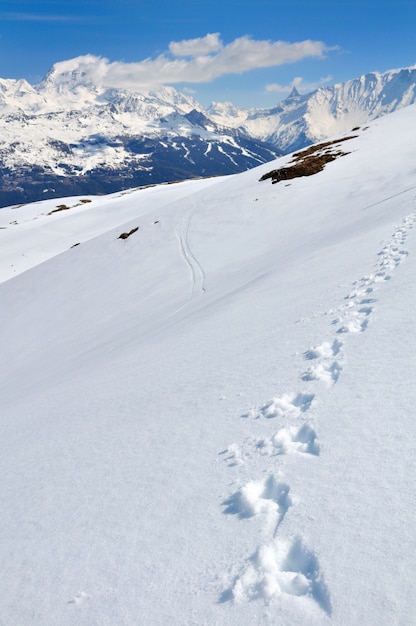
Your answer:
[208,66,416,152]
[0,59,279,207]
[1,61,416,207]
[1,104,416,624]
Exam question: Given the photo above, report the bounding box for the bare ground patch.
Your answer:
[259,135,358,185]
[118,227,139,240]
[47,199,92,215]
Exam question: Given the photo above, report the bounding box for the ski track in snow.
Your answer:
[175,207,207,298]
[219,209,416,614]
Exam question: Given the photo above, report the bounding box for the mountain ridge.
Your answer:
[208,66,416,149]
[1,61,416,207]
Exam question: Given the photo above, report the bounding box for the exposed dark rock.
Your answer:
[260,136,358,184]
[118,227,139,240]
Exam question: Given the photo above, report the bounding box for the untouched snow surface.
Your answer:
[1,105,416,625]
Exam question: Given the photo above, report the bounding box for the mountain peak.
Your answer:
[286,86,301,99]
[39,55,104,92]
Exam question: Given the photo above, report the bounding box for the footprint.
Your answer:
[359,298,377,305]
[378,246,408,270]
[358,305,372,316]
[374,271,391,282]
[345,281,376,300]
[223,536,331,614]
[337,316,368,333]
[257,423,320,457]
[336,301,373,334]
[301,360,342,386]
[304,339,343,361]
[256,393,315,419]
[223,475,291,526]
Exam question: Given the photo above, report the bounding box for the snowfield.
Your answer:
[1,104,416,625]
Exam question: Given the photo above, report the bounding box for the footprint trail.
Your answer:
[219,209,416,612]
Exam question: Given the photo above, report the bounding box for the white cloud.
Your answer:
[169,33,222,57]
[46,34,334,92]
[212,37,327,75]
[266,75,333,95]
[48,55,110,84]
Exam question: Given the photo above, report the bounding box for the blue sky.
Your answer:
[0,0,415,107]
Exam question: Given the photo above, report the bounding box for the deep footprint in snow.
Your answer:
[223,475,292,527]
[224,536,331,614]
[257,423,320,457]
[346,285,375,299]
[254,392,315,419]
[301,360,342,386]
[304,339,343,361]
[378,248,408,270]
[335,306,371,333]
[302,338,343,385]
[359,298,377,307]
[347,272,386,297]
[337,317,368,334]
[357,305,373,316]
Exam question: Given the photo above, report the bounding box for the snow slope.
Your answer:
[1,105,416,625]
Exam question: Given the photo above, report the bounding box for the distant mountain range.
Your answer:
[207,66,416,151]
[1,62,415,207]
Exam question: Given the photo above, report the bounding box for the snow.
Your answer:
[0,65,212,176]
[1,63,416,179]
[1,104,416,625]
[208,66,416,150]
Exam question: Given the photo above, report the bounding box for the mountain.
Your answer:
[1,104,416,624]
[0,59,280,207]
[207,66,416,151]
[1,61,416,207]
